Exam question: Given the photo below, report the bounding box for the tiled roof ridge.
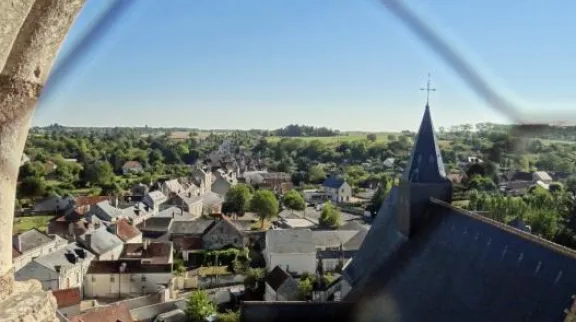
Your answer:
[430,197,576,260]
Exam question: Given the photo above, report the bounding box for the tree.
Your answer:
[250,189,279,229]
[82,161,114,186]
[366,133,377,142]
[222,184,253,215]
[185,290,216,322]
[282,190,305,213]
[308,165,327,183]
[298,277,314,300]
[367,177,392,215]
[18,177,47,199]
[320,202,342,228]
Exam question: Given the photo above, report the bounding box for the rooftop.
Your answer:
[12,228,54,253]
[51,287,81,308]
[265,230,315,254]
[108,218,142,242]
[34,243,95,272]
[86,260,172,274]
[69,303,134,322]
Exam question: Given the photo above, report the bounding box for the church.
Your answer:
[241,103,576,322]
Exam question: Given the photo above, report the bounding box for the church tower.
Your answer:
[396,103,452,237]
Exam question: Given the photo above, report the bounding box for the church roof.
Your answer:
[402,104,447,183]
[345,199,576,321]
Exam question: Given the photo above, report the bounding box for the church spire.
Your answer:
[401,103,447,183]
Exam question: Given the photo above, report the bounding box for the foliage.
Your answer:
[367,177,393,215]
[308,165,327,183]
[298,275,315,300]
[218,310,240,322]
[250,190,279,228]
[319,201,342,228]
[222,184,252,215]
[13,215,52,234]
[185,290,216,322]
[244,267,265,290]
[82,161,114,186]
[173,257,187,276]
[18,177,46,199]
[273,124,340,137]
[282,190,305,212]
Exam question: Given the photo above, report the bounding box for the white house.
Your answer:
[12,229,69,272]
[264,266,300,302]
[15,243,95,291]
[83,260,173,298]
[263,230,316,276]
[143,190,167,214]
[321,177,352,203]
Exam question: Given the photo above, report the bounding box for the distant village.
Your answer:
[13,138,373,321]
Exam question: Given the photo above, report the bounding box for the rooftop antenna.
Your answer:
[420,73,436,105]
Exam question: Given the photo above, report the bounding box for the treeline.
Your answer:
[272,124,341,137]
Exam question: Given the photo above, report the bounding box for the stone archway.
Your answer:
[0,1,85,320]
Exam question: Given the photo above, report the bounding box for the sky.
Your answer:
[34,0,576,132]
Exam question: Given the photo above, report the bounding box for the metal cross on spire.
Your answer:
[420,73,436,105]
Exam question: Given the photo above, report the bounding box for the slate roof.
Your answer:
[34,243,95,272]
[170,220,214,235]
[175,193,203,206]
[240,302,356,322]
[92,200,122,219]
[312,231,360,249]
[401,104,447,183]
[265,230,315,254]
[322,176,346,189]
[138,217,174,232]
[120,242,173,264]
[69,303,134,322]
[12,229,54,253]
[79,227,123,255]
[345,200,576,322]
[266,266,296,292]
[143,190,167,207]
[156,206,196,220]
[51,287,81,308]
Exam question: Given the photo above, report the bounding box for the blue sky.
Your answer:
[35,0,576,131]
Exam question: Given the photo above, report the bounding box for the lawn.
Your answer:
[13,215,53,234]
[250,219,272,230]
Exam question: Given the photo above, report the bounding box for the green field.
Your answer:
[13,215,53,234]
[266,132,396,144]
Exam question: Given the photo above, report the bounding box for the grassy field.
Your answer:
[266,132,396,144]
[13,215,53,234]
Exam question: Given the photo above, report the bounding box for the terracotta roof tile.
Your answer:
[73,196,110,207]
[69,303,134,322]
[113,219,141,242]
[51,287,81,308]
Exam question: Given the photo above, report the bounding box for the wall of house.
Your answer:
[264,283,278,302]
[189,202,202,218]
[339,183,352,202]
[202,221,244,250]
[266,253,316,275]
[12,238,68,272]
[84,272,172,298]
[264,282,299,301]
[98,244,124,261]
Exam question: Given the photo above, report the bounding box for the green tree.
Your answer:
[18,161,46,179]
[320,202,342,228]
[366,133,377,142]
[82,161,114,186]
[367,177,392,215]
[308,165,326,183]
[250,189,279,228]
[298,278,314,300]
[244,267,265,290]
[19,177,47,199]
[185,290,216,322]
[222,184,253,215]
[282,190,305,213]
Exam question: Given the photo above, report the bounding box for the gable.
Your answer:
[203,219,242,240]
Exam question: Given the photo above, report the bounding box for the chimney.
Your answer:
[143,240,149,251]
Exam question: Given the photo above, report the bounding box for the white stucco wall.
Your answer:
[84,272,172,298]
[98,244,124,261]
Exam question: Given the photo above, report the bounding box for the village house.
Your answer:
[130,183,150,197]
[12,229,69,272]
[118,241,174,265]
[143,190,168,214]
[166,192,203,218]
[192,165,213,194]
[321,176,352,203]
[118,202,154,225]
[69,302,134,322]
[264,266,300,302]
[77,226,124,260]
[263,230,316,276]
[31,194,74,214]
[83,260,173,298]
[160,179,184,198]
[51,287,82,317]
[122,160,144,174]
[107,218,143,243]
[170,216,246,263]
[15,242,95,291]
[201,191,224,215]
[155,206,197,221]
[312,230,367,272]
[88,200,122,221]
[138,217,174,240]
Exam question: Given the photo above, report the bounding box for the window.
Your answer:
[91,276,96,282]
[141,275,147,282]
[110,275,115,282]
